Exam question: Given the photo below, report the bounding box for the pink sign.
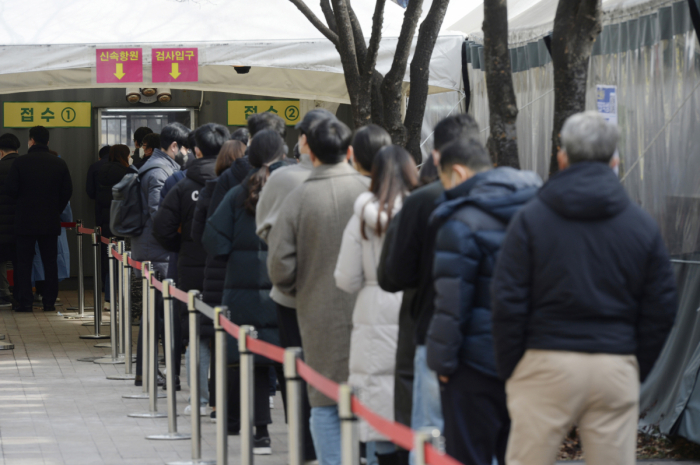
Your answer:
[96,48,143,83]
[152,48,198,83]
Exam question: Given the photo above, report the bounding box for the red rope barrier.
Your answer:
[296,359,340,403]
[127,257,142,270]
[113,251,123,262]
[170,286,189,304]
[246,337,285,364]
[100,236,112,245]
[61,222,76,228]
[77,226,94,235]
[352,397,414,451]
[219,313,240,339]
[151,276,163,292]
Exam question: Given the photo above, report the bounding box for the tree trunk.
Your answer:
[403,0,451,163]
[482,0,519,168]
[549,0,602,175]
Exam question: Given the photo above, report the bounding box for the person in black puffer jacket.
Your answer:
[153,123,229,400]
[203,129,287,451]
[0,134,20,307]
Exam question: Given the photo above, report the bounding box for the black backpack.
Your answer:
[110,165,173,237]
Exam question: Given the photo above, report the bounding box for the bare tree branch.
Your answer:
[380,0,425,146]
[403,0,450,163]
[364,0,386,75]
[346,1,369,74]
[548,0,602,175]
[289,0,339,45]
[320,0,338,34]
[483,0,519,168]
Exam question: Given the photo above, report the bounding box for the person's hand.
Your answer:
[438,375,449,384]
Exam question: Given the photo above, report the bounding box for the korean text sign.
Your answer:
[3,102,92,128]
[96,48,143,83]
[227,100,301,126]
[152,48,198,83]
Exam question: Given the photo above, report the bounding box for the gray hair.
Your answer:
[561,111,620,164]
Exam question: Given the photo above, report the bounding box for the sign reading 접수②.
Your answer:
[3,102,92,128]
[227,100,301,127]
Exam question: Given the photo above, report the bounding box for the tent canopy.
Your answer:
[0,0,463,103]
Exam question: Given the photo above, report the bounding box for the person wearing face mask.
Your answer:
[425,137,541,465]
[131,122,188,386]
[133,132,159,169]
[492,112,677,465]
[132,126,153,167]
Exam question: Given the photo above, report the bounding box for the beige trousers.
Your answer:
[505,349,639,465]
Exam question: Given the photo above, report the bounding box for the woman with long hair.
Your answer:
[334,145,418,465]
[202,129,288,453]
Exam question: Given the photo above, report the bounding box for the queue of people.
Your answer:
[0,106,674,465]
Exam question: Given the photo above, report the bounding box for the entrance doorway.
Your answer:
[98,108,195,151]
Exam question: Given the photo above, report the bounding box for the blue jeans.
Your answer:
[310,405,341,465]
[185,339,211,406]
[410,345,443,465]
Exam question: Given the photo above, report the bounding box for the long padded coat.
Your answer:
[202,171,280,365]
[334,191,403,442]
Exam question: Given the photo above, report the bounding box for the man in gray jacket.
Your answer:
[131,122,189,385]
[268,118,369,465]
[256,108,334,463]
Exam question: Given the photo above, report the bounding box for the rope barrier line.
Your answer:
[60,222,77,228]
[100,236,112,245]
[67,223,457,465]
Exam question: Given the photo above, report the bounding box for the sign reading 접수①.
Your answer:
[227,100,301,126]
[3,102,92,128]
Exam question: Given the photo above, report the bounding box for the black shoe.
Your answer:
[15,307,32,313]
[253,436,271,455]
[0,297,12,308]
[162,376,180,391]
[134,375,143,387]
[43,307,56,312]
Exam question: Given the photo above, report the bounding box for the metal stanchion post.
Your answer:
[215,306,229,465]
[80,227,109,340]
[108,247,136,381]
[285,347,304,465]
[414,428,444,465]
[129,263,167,417]
[123,261,164,397]
[168,290,215,465]
[339,384,359,465]
[147,279,190,441]
[117,241,126,359]
[239,325,255,465]
[95,243,122,359]
[65,220,95,318]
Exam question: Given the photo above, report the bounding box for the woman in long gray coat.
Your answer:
[334,146,417,465]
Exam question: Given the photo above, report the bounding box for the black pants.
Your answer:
[277,303,317,461]
[16,235,58,311]
[100,242,110,302]
[136,290,165,378]
[440,364,510,465]
[227,366,272,432]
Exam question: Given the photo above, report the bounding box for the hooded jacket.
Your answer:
[203,170,280,365]
[335,191,404,442]
[153,156,217,293]
[96,161,130,237]
[492,162,678,381]
[425,168,542,379]
[130,149,179,275]
[191,157,253,307]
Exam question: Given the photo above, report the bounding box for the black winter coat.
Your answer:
[96,162,130,237]
[192,157,252,307]
[425,168,541,379]
[153,157,217,294]
[379,181,444,345]
[0,153,19,244]
[492,162,678,382]
[87,156,108,226]
[203,170,280,365]
[1,145,73,236]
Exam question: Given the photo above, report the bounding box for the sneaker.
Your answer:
[210,410,216,423]
[253,436,272,455]
[103,302,110,311]
[0,297,12,308]
[33,293,42,303]
[269,396,274,409]
[184,405,208,416]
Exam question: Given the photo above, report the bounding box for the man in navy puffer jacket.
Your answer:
[426,137,541,465]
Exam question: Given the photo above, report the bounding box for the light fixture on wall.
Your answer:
[125,88,158,104]
[141,88,157,97]
[126,88,141,103]
[157,88,172,103]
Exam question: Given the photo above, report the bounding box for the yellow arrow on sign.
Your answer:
[114,63,126,80]
[170,63,181,79]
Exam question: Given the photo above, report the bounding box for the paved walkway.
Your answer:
[0,289,287,465]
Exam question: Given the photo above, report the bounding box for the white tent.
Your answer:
[0,0,464,103]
